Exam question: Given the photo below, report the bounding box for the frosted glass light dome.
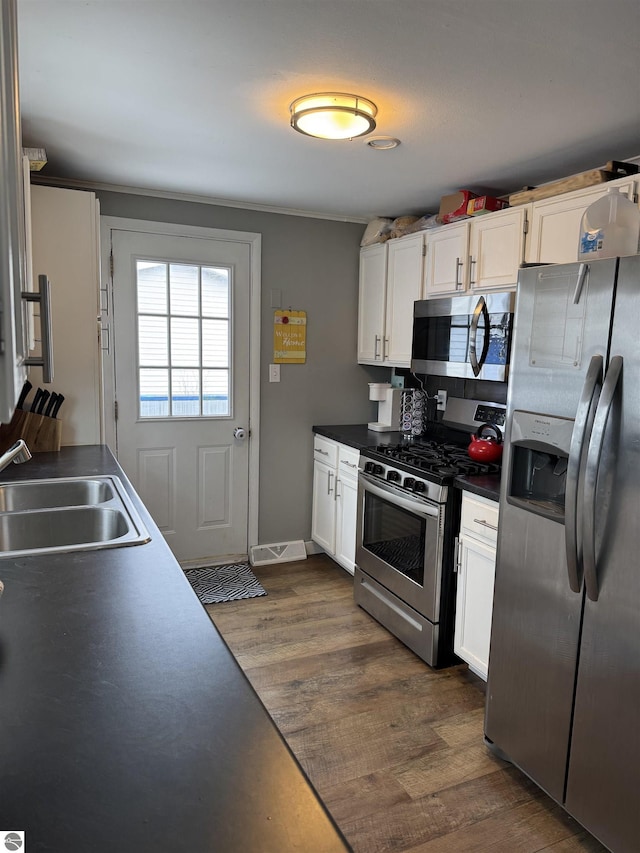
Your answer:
[289,92,377,140]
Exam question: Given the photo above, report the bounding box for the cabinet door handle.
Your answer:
[22,275,54,383]
[474,517,498,531]
[327,470,334,495]
[316,448,329,456]
[455,257,463,289]
[335,478,341,501]
[341,460,358,468]
[374,334,381,359]
[469,255,477,285]
[383,337,389,360]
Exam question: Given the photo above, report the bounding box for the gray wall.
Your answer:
[96,191,389,545]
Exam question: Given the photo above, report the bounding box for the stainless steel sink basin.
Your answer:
[0,475,151,557]
[0,507,132,550]
[0,478,114,511]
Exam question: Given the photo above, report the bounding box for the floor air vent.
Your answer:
[249,540,307,566]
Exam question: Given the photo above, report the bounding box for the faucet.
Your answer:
[0,439,32,474]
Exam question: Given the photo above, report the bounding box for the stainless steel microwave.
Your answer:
[411,292,515,382]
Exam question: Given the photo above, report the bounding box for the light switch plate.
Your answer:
[269,363,280,383]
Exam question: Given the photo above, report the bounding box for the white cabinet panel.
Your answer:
[469,206,529,291]
[311,458,336,554]
[527,177,637,265]
[357,243,387,363]
[385,234,425,366]
[455,491,499,680]
[455,534,497,680]
[424,222,469,296]
[358,234,424,367]
[30,185,102,446]
[335,474,358,575]
[311,437,359,574]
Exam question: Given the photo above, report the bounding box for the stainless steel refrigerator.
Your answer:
[485,255,640,853]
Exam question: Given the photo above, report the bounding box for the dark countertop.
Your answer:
[313,424,502,502]
[454,473,502,502]
[313,423,403,449]
[0,447,349,853]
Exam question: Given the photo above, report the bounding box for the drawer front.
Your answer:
[314,435,338,468]
[337,444,360,479]
[461,492,499,544]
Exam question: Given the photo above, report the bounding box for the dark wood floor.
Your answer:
[207,555,607,853]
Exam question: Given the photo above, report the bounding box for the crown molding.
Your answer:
[29,174,369,224]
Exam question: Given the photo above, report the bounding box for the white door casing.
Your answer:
[100,217,260,564]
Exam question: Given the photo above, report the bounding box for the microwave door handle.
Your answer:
[469,296,489,377]
[565,354,603,593]
[582,355,622,603]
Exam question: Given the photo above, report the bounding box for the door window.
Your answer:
[136,260,230,418]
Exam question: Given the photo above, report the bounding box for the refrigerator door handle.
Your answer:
[572,263,589,304]
[565,354,603,593]
[469,296,490,377]
[582,355,623,602]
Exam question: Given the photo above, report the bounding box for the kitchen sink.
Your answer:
[0,477,114,511]
[0,475,151,557]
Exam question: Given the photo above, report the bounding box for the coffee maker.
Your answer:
[368,383,402,432]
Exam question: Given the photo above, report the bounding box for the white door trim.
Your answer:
[99,215,261,550]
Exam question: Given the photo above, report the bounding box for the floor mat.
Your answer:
[185,562,267,604]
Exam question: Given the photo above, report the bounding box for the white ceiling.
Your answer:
[16,0,640,222]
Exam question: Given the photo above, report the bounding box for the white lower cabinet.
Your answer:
[312,435,360,575]
[454,491,499,680]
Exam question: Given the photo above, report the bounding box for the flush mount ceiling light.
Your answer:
[289,92,377,140]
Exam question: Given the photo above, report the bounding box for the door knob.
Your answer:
[233,427,247,440]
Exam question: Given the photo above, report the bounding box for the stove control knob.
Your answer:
[387,470,401,483]
[373,464,384,476]
[364,461,376,474]
[413,481,426,493]
[403,477,416,490]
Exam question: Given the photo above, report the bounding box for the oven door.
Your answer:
[411,292,515,381]
[356,472,444,622]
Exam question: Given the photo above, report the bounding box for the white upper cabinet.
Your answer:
[423,221,469,296]
[424,206,529,298]
[468,205,529,291]
[358,233,424,367]
[357,243,387,363]
[384,233,425,366]
[527,176,638,265]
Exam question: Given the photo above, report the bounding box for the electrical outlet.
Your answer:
[269,363,280,383]
[436,389,447,411]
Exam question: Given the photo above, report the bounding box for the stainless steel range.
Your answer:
[354,397,505,667]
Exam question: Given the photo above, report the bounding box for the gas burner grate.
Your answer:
[365,441,500,480]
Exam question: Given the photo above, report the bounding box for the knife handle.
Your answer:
[36,390,50,415]
[43,392,58,418]
[17,380,32,410]
[50,394,64,419]
[31,388,43,413]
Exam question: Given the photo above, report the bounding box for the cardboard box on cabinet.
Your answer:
[467,196,509,216]
[439,190,477,223]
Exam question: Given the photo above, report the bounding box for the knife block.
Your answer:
[0,409,62,455]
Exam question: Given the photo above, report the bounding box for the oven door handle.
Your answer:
[359,473,440,518]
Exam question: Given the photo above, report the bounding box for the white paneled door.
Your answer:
[109,225,258,564]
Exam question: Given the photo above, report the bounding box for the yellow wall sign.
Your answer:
[273,310,306,363]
